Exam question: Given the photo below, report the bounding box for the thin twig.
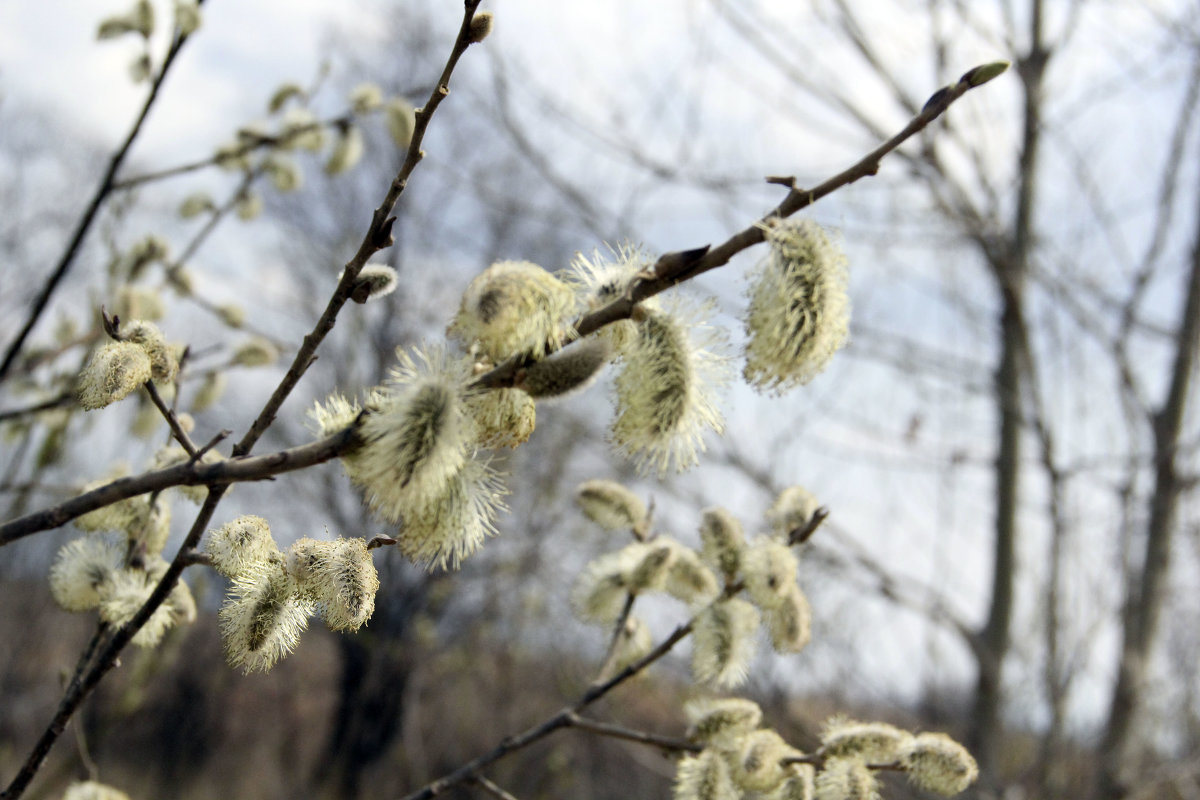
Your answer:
[0,426,358,545]
[563,714,700,755]
[468,775,521,800]
[0,393,75,423]
[0,13,204,385]
[471,66,1004,391]
[143,382,199,458]
[593,594,637,685]
[1,489,226,800]
[232,0,487,459]
[395,622,694,800]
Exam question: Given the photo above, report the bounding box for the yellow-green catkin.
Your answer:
[280,107,326,151]
[219,557,314,673]
[99,566,179,647]
[611,304,728,476]
[567,245,652,353]
[685,697,763,748]
[675,748,739,800]
[325,125,364,175]
[265,153,303,193]
[386,97,416,148]
[193,371,227,412]
[743,219,849,393]
[396,457,504,570]
[309,391,361,437]
[732,728,794,792]
[771,763,817,800]
[345,347,471,521]
[235,190,263,220]
[575,479,647,532]
[463,387,536,449]
[231,336,279,367]
[62,780,133,800]
[179,192,215,218]
[287,537,379,631]
[517,336,612,398]
[349,83,383,114]
[114,285,165,322]
[448,260,577,361]
[699,507,744,580]
[173,0,201,35]
[122,319,178,383]
[763,585,812,653]
[49,537,122,611]
[814,756,878,800]
[901,732,978,796]
[692,598,761,688]
[347,264,399,303]
[205,515,280,579]
[268,82,306,113]
[767,486,820,539]
[571,549,635,624]
[741,539,799,610]
[665,547,721,606]
[610,615,654,673]
[820,718,913,765]
[78,341,152,410]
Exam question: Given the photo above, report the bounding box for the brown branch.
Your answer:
[1,488,227,800]
[0,11,205,385]
[0,393,75,423]
[563,714,700,755]
[472,63,1007,390]
[143,381,199,458]
[0,425,358,546]
[468,775,521,800]
[232,0,487,458]
[395,622,694,800]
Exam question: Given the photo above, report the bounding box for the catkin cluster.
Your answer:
[674,695,977,799]
[571,481,822,689]
[205,515,380,672]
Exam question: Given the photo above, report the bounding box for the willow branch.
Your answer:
[0,14,204,385]
[472,63,1008,391]
[395,622,694,800]
[0,426,358,546]
[1,488,226,800]
[563,715,700,755]
[232,0,487,458]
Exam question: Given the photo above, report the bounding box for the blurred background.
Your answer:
[1,1,1198,798]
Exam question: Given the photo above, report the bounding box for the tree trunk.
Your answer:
[1094,148,1200,800]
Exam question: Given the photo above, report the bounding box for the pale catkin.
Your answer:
[814,756,878,800]
[49,537,122,612]
[287,537,380,631]
[772,764,817,800]
[326,125,365,175]
[820,718,913,765]
[691,597,761,688]
[611,303,729,476]
[463,387,536,449]
[741,539,800,610]
[665,547,721,606]
[575,479,647,531]
[732,728,794,792]
[219,557,314,673]
[396,457,505,570]
[743,219,849,393]
[99,567,178,648]
[448,260,577,361]
[767,486,820,538]
[699,507,744,579]
[78,341,152,410]
[674,749,739,800]
[571,550,635,623]
[610,615,654,673]
[62,780,133,800]
[763,584,812,653]
[901,732,978,795]
[517,336,612,398]
[205,515,280,579]
[567,245,650,353]
[685,697,763,746]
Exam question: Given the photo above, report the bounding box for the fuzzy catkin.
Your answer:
[611,305,728,476]
[743,219,849,393]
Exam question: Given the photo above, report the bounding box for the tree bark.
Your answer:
[1094,141,1200,800]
